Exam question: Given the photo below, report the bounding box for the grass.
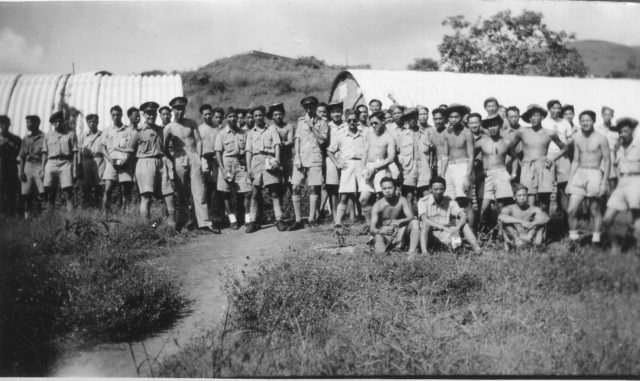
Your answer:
[157,227,640,376]
[0,206,189,376]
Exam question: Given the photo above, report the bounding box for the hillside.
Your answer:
[180,51,345,122]
[570,40,640,77]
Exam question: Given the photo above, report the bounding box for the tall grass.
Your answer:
[0,208,188,376]
[158,237,640,376]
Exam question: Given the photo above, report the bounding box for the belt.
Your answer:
[49,155,72,160]
[579,165,601,170]
[138,155,164,159]
[447,158,469,164]
[26,158,42,163]
[486,165,506,171]
[83,153,103,159]
[621,172,640,177]
[347,158,361,161]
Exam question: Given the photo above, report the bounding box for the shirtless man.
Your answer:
[468,113,485,229]
[502,106,522,182]
[198,104,221,227]
[370,176,419,256]
[164,96,215,232]
[566,110,610,244]
[595,106,618,192]
[360,111,397,220]
[507,104,567,213]
[499,184,550,249]
[441,104,475,229]
[475,114,516,230]
[428,107,447,179]
[603,117,640,254]
[269,103,294,194]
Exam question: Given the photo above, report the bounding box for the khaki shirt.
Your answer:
[397,128,420,169]
[43,130,77,158]
[0,132,21,164]
[20,131,44,162]
[214,125,247,157]
[329,130,366,160]
[79,131,103,158]
[328,121,348,147]
[199,123,220,157]
[131,123,164,158]
[417,194,463,226]
[616,140,640,174]
[295,116,328,167]
[102,124,135,160]
[246,125,281,155]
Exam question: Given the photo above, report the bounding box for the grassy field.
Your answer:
[157,225,640,377]
[0,206,189,376]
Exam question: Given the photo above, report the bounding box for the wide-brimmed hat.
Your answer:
[481,114,503,128]
[443,103,471,118]
[401,107,419,121]
[266,103,285,119]
[616,117,639,130]
[521,104,548,123]
[327,101,344,114]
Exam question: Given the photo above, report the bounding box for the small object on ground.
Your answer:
[230,222,239,230]
[151,222,158,229]
[287,221,304,231]
[200,226,221,234]
[276,219,288,231]
[245,221,260,233]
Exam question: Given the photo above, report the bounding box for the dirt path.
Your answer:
[51,224,333,377]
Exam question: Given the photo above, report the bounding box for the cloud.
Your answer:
[0,27,44,72]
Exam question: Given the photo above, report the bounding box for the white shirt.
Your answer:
[542,117,573,155]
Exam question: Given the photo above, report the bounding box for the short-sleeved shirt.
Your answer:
[20,131,44,162]
[79,131,103,158]
[131,123,164,158]
[43,130,78,158]
[616,140,640,174]
[246,125,281,154]
[198,123,220,157]
[329,130,366,160]
[328,121,348,147]
[0,132,21,164]
[102,125,135,158]
[295,116,328,167]
[397,128,419,165]
[417,194,463,226]
[542,117,572,155]
[214,125,247,156]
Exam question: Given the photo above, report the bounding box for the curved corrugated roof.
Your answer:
[330,70,640,119]
[64,72,105,133]
[0,74,20,115]
[6,74,67,136]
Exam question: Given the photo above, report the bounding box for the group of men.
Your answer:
[0,94,639,255]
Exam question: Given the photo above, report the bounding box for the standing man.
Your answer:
[159,106,172,126]
[269,103,294,194]
[483,97,500,118]
[566,110,610,244]
[246,105,286,232]
[236,109,246,130]
[0,115,21,216]
[428,107,448,179]
[19,115,45,218]
[321,101,347,220]
[508,104,567,213]
[603,118,640,254]
[101,105,135,210]
[42,111,77,211]
[289,96,328,230]
[369,99,382,114]
[499,184,550,249]
[562,104,576,129]
[243,109,255,132]
[79,114,104,207]
[370,177,420,256]
[441,104,475,229]
[127,107,141,131]
[130,102,177,228]
[502,106,523,182]
[595,106,619,192]
[397,108,420,205]
[164,96,215,232]
[198,104,222,228]
[416,106,432,197]
[215,107,252,230]
[356,104,369,127]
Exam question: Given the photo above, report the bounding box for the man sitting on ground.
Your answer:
[498,184,550,249]
[418,176,481,254]
[370,177,419,256]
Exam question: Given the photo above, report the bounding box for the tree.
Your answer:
[407,58,439,71]
[438,10,588,77]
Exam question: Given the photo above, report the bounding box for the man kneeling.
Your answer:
[370,177,419,255]
[418,176,481,254]
[498,184,550,249]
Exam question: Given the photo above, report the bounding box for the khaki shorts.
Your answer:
[292,165,324,187]
[338,159,364,194]
[566,168,603,198]
[362,163,391,193]
[325,156,340,185]
[217,156,252,193]
[21,161,44,195]
[520,158,555,194]
[445,161,471,199]
[135,157,174,196]
[44,158,73,189]
[417,156,431,188]
[400,157,418,187]
[103,160,133,183]
[481,167,514,200]
[375,225,408,253]
[81,156,105,187]
[607,175,640,212]
[251,154,281,187]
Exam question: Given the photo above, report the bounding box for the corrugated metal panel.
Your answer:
[0,74,20,115]
[96,74,141,128]
[6,74,65,137]
[330,70,640,119]
[64,72,105,135]
[140,74,184,125]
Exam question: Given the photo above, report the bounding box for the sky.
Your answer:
[0,0,639,74]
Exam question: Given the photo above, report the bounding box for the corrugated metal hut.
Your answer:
[329,70,640,120]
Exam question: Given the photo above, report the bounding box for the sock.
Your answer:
[273,198,283,220]
[292,195,302,222]
[245,213,252,223]
[335,204,347,225]
[569,230,580,241]
[228,214,237,224]
[592,232,601,243]
[309,194,319,221]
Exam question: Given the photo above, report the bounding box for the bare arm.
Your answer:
[498,207,527,225]
[530,207,550,226]
[194,127,203,158]
[369,202,381,235]
[440,137,449,176]
[283,125,295,147]
[601,135,611,183]
[568,137,580,184]
[393,198,415,227]
[454,210,468,231]
[549,132,567,162]
[464,131,474,178]
[163,127,174,161]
